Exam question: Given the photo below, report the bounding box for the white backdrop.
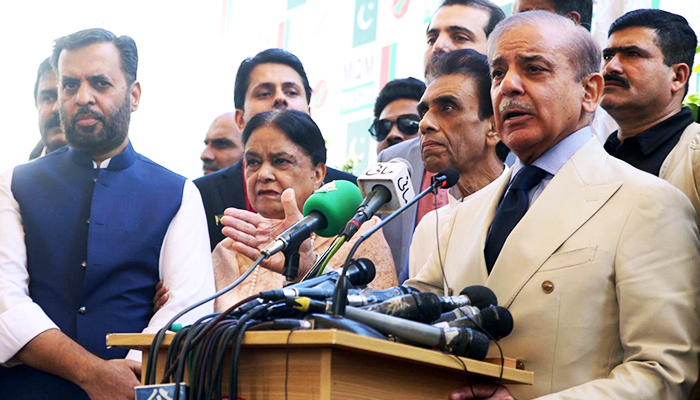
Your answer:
[1,0,698,179]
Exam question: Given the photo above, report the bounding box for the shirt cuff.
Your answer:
[0,301,58,364]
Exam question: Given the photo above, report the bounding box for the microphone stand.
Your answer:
[282,246,301,282]
[331,174,450,316]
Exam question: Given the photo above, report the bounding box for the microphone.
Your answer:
[433,305,514,340]
[261,281,415,304]
[432,167,460,190]
[341,158,415,239]
[346,285,420,306]
[432,286,499,323]
[261,180,362,258]
[331,167,460,317]
[361,292,443,323]
[437,285,499,312]
[292,298,489,360]
[284,258,376,291]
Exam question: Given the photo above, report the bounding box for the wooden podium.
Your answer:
[108,330,532,399]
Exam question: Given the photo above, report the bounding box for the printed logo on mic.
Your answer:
[316,181,338,193]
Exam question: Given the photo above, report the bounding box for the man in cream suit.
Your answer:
[601,9,700,226]
[407,49,506,279]
[407,11,700,400]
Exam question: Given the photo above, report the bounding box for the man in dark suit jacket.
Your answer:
[195,49,356,250]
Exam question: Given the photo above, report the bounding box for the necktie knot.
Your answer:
[510,165,547,191]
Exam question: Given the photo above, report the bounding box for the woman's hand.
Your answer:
[221,188,316,279]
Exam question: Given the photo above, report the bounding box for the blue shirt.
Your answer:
[510,126,593,209]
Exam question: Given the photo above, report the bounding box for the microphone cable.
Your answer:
[453,314,505,400]
[146,254,265,387]
[300,234,346,280]
[431,183,452,296]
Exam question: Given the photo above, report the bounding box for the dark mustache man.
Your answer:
[601,9,700,226]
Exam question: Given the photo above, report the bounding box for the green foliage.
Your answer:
[339,154,360,174]
[686,94,700,122]
[683,47,700,121]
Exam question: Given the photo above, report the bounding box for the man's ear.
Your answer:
[566,11,581,26]
[234,109,246,131]
[670,63,691,95]
[582,73,604,114]
[485,117,500,147]
[130,81,141,112]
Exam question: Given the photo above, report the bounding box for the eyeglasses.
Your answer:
[368,114,421,142]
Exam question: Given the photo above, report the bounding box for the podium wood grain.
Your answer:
[108,329,532,399]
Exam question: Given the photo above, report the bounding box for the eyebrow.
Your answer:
[38,88,57,97]
[88,74,112,82]
[519,54,554,65]
[269,151,296,159]
[426,25,476,38]
[205,138,234,145]
[602,45,652,57]
[60,74,113,84]
[281,82,302,91]
[245,151,296,159]
[490,54,553,68]
[434,94,461,106]
[419,93,462,112]
[253,81,302,91]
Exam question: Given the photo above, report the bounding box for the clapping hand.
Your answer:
[220,188,315,278]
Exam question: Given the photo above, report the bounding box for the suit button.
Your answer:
[86,218,90,224]
[78,306,87,314]
[81,260,87,268]
[92,178,97,183]
[542,280,554,294]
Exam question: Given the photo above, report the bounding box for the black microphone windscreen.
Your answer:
[477,305,514,340]
[348,258,376,286]
[437,168,460,189]
[448,328,490,360]
[460,285,497,309]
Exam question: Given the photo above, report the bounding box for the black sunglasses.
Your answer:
[368,114,421,142]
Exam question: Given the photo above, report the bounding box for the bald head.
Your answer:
[200,112,243,174]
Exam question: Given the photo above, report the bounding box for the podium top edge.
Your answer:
[107,329,533,385]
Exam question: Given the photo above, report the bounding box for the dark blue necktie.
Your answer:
[484,165,547,273]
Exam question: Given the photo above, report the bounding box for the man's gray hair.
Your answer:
[486,11,601,82]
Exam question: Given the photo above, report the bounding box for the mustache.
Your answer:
[499,99,535,115]
[202,160,220,171]
[44,113,61,131]
[604,74,630,89]
[70,107,105,125]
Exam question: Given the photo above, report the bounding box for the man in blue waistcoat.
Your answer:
[0,29,215,400]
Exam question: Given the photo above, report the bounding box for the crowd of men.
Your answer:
[2,0,700,399]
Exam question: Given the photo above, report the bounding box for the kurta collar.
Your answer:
[68,140,137,171]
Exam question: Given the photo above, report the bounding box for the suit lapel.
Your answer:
[487,140,622,307]
[660,123,699,180]
[442,168,512,294]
